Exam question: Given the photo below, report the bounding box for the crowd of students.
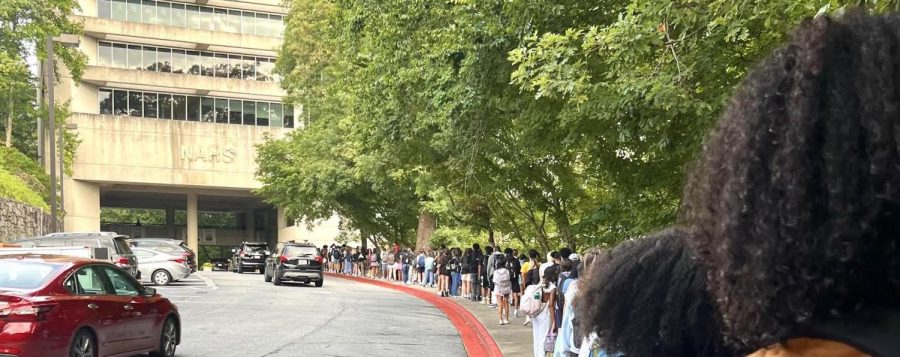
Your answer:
[325,13,900,357]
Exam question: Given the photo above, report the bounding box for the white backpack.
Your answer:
[520,284,545,317]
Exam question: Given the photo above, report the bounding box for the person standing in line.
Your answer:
[439,249,452,297]
[486,246,503,307]
[384,249,396,281]
[533,265,559,357]
[471,244,484,302]
[416,250,427,283]
[539,251,556,282]
[424,251,436,287]
[460,247,473,299]
[481,246,494,304]
[504,248,522,318]
[331,245,343,273]
[449,248,462,296]
[522,249,540,326]
[493,255,513,325]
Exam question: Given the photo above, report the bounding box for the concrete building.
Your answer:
[51,0,340,255]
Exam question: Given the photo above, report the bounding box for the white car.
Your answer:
[132,247,193,286]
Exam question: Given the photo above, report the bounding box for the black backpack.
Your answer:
[800,306,900,356]
[448,257,459,271]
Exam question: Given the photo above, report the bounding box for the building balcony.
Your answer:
[78,15,280,55]
[82,65,284,100]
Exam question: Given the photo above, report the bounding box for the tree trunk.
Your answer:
[4,95,13,148]
[487,228,496,248]
[414,211,436,252]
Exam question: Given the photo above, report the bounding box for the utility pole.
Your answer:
[46,37,57,232]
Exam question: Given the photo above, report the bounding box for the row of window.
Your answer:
[98,88,294,128]
[98,0,284,37]
[97,41,278,82]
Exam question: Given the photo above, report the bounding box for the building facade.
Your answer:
[54,0,339,253]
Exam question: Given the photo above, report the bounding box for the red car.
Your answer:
[0,254,181,357]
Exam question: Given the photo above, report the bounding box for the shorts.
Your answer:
[482,275,491,289]
[417,267,425,273]
[461,273,472,282]
[394,262,402,270]
[440,269,451,277]
[510,279,521,293]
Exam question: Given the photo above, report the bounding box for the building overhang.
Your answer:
[78,16,281,55]
[83,66,285,101]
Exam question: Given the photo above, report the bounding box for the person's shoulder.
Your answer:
[747,338,867,357]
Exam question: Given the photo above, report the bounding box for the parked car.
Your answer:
[230,242,269,274]
[264,241,324,287]
[131,248,192,286]
[209,258,229,271]
[10,232,139,278]
[0,254,181,357]
[128,238,197,272]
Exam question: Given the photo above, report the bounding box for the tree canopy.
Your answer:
[258,0,897,252]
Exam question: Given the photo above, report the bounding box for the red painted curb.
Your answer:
[325,272,503,357]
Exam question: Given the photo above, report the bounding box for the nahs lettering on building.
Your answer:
[180,145,237,164]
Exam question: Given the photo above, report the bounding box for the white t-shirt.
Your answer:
[539,262,554,281]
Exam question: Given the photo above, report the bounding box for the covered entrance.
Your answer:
[98,184,278,265]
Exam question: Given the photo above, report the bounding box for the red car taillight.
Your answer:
[170,258,186,264]
[116,256,130,265]
[0,303,57,322]
[314,256,323,264]
[280,255,288,263]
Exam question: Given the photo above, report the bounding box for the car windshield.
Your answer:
[245,245,267,253]
[284,246,318,257]
[0,261,63,290]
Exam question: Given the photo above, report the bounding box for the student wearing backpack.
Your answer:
[492,255,513,325]
[423,252,436,287]
[416,250,426,283]
[682,13,900,357]
[522,249,541,326]
[460,248,473,300]
[503,248,522,317]
[449,248,462,297]
[480,246,493,305]
[471,244,484,302]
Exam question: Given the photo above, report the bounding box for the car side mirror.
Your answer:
[143,287,157,297]
[231,248,237,253]
[264,250,271,255]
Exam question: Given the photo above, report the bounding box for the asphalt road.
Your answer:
[155,271,465,357]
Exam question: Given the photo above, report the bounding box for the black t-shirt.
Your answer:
[460,254,471,274]
[472,253,483,275]
[506,255,521,280]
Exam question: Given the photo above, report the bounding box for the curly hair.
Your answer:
[682,13,900,350]
[575,229,732,357]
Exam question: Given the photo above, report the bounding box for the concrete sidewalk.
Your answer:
[407,284,534,356]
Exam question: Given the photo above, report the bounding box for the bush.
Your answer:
[0,147,50,211]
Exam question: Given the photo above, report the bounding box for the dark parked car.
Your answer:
[264,242,324,287]
[230,242,269,274]
[0,254,181,357]
[209,258,229,271]
[128,238,197,272]
[11,232,140,278]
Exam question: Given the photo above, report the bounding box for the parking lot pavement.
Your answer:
[162,270,465,357]
[150,274,217,303]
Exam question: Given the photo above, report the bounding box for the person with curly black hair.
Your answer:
[683,12,900,357]
[575,229,732,357]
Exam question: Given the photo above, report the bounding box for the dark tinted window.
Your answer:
[284,104,294,128]
[99,89,113,115]
[128,91,143,117]
[215,98,228,124]
[256,102,268,126]
[159,94,172,119]
[201,97,215,122]
[64,266,106,295]
[113,89,128,115]
[242,101,255,125]
[187,96,200,121]
[102,266,140,296]
[283,246,319,257]
[173,95,187,120]
[143,92,158,118]
[201,52,214,76]
[229,99,242,124]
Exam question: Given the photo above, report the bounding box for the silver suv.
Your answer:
[11,232,140,278]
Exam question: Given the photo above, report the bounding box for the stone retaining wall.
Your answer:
[0,198,59,241]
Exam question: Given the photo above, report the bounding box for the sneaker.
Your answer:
[503,319,509,325]
[513,309,519,318]
[499,320,504,326]
[523,319,531,326]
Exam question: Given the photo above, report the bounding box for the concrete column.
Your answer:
[276,207,296,243]
[187,193,198,253]
[245,210,255,241]
[165,206,175,239]
[63,179,100,232]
